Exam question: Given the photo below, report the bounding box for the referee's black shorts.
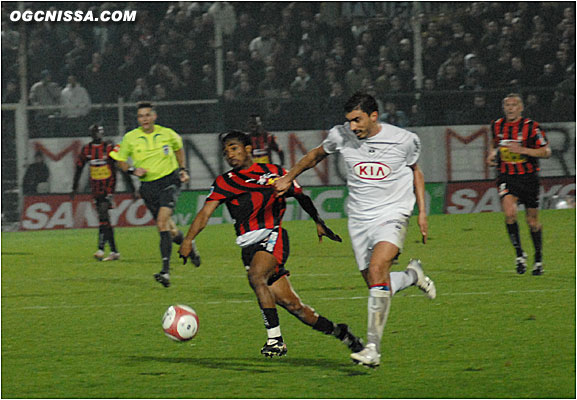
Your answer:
[139,169,181,219]
[496,173,540,209]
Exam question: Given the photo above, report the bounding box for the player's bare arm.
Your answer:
[486,143,498,166]
[411,163,428,244]
[274,146,328,196]
[178,200,219,264]
[117,160,147,177]
[505,142,551,158]
[175,148,190,183]
[293,192,342,243]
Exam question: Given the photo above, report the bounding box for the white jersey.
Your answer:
[322,122,421,221]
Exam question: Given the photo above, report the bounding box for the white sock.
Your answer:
[367,287,391,353]
[390,271,416,295]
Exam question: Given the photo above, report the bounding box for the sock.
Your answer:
[97,224,106,250]
[160,231,172,273]
[530,228,542,263]
[367,285,391,353]
[506,222,524,257]
[390,270,415,295]
[312,315,335,335]
[106,225,117,253]
[261,308,282,342]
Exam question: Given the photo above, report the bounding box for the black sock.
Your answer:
[160,231,172,273]
[261,308,280,329]
[531,228,542,262]
[506,222,524,257]
[312,315,335,335]
[98,225,106,250]
[105,225,117,253]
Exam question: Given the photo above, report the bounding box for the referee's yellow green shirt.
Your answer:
[110,124,183,182]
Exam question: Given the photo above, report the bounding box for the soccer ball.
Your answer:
[162,305,199,342]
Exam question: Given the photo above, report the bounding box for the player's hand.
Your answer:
[273,175,292,197]
[486,151,497,167]
[178,239,201,267]
[316,220,342,243]
[505,142,525,155]
[418,213,428,244]
[179,169,190,183]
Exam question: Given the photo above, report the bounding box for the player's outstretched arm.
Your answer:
[294,192,342,243]
[178,200,220,265]
[273,146,328,196]
[411,163,428,244]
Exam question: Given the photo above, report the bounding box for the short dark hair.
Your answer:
[344,92,379,115]
[219,130,251,147]
[137,101,154,110]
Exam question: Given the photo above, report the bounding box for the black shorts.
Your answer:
[241,227,290,286]
[93,194,113,209]
[139,170,181,219]
[497,173,540,209]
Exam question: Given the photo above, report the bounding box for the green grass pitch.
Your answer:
[2,209,575,398]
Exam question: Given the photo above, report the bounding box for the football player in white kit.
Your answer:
[274,92,436,367]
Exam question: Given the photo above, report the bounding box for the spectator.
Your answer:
[199,64,216,99]
[2,81,19,103]
[523,93,545,122]
[129,78,151,102]
[152,83,168,101]
[258,66,282,98]
[289,66,316,98]
[84,52,110,103]
[344,57,371,96]
[461,93,493,124]
[379,100,408,128]
[60,75,92,118]
[503,56,528,88]
[29,69,61,116]
[249,24,277,61]
[23,152,50,195]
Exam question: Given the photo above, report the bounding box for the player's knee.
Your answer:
[279,298,306,316]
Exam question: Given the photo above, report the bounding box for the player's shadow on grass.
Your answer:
[129,356,368,376]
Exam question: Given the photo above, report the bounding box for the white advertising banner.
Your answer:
[25,122,575,194]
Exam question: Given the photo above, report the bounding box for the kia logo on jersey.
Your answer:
[353,162,391,180]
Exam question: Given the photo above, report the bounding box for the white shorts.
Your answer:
[348,213,410,271]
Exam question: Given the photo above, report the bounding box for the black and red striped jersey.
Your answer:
[250,132,281,164]
[207,163,302,236]
[491,117,548,175]
[75,141,117,195]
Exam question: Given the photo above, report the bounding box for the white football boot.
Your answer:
[406,259,436,299]
[351,343,380,368]
[94,249,105,261]
[102,252,120,261]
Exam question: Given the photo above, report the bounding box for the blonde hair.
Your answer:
[503,93,523,105]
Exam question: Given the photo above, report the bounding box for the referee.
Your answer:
[111,101,195,287]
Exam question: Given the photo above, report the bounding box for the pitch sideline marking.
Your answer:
[5,288,571,310]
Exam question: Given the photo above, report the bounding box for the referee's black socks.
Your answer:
[160,231,172,273]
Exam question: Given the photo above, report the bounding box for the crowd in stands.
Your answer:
[1,1,575,127]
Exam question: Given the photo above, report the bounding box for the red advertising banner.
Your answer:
[445,176,576,214]
[20,193,154,230]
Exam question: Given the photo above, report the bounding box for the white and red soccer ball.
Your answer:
[162,305,199,342]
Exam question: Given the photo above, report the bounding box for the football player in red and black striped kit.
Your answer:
[486,93,551,275]
[246,114,285,165]
[178,130,363,358]
[72,124,135,261]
